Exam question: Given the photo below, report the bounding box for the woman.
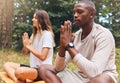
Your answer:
[4,10,55,83]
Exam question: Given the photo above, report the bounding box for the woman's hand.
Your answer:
[22,32,31,49]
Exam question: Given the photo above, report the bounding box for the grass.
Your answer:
[116,48,120,82]
[0,49,29,72]
[0,48,120,82]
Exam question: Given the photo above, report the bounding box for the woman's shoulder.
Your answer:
[42,30,52,36]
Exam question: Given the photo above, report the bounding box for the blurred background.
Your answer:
[0,0,120,50]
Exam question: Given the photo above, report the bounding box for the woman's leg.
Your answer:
[4,62,20,82]
[15,67,38,81]
[87,74,115,83]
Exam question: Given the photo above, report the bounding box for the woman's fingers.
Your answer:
[23,32,29,39]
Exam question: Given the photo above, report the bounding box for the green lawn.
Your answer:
[0,48,120,82]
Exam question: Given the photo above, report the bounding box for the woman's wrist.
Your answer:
[26,45,31,51]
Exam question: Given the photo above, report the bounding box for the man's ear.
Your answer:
[90,12,95,19]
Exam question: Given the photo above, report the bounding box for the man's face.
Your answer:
[73,3,92,27]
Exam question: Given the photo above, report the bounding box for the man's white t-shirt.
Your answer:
[30,30,53,68]
[55,23,118,83]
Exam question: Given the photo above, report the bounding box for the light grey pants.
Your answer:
[57,69,89,83]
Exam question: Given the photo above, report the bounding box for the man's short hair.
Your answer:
[78,0,96,12]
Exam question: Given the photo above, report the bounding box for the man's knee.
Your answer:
[38,65,62,83]
[87,74,115,83]
[38,64,55,77]
[38,65,45,73]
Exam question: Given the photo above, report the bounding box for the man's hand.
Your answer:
[60,20,72,48]
[70,33,75,42]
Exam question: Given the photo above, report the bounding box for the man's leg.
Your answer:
[38,64,62,83]
[87,74,115,83]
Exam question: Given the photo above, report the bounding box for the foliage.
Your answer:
[13,0,77,49]
[12,22,32,50]
[94,0,120,47]
[42,0,77,46]
[12,0,120,50]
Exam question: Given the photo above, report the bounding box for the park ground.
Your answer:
[0,48,120,82]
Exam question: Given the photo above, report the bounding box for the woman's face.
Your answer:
[32,13,39,28]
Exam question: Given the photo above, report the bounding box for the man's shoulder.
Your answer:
[93,23,112,34]
[93,23,114,39]
[94,23,107,30]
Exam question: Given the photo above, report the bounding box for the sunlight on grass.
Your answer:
[0,49,29,71]
[116,48,120,82]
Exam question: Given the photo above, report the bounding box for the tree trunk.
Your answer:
[0,0,13,49]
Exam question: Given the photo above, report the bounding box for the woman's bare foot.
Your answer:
[16,79,26,83]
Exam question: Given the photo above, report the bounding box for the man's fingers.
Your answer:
[60,20,72,37]
[60,25,64,34]
[64,21,68,31]
[67,20,72,34]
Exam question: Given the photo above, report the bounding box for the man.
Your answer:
[38,1,118,83]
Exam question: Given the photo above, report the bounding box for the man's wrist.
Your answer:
[65,42,74,50]
[58,46,66,57]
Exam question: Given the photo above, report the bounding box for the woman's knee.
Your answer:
[15,67,38,81]
[15,67,26,80]
[4,62,13,68]
[4,62,20,69]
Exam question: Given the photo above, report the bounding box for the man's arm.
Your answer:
[54,20,73,71]
[72,36,115,78]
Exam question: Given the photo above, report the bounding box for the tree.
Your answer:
[42,0,77,46]
[13,0,120,50]
[0,0,14,49]
[94,0,120,47]
[13,0,77,50]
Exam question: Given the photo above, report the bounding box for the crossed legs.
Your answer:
[38,64,62,83]
[4,62,116,83]
[4,62,20,83]
[87,74,115,83]
[15,67,38,82]
[38,64,116,83]
[4,62,38,83]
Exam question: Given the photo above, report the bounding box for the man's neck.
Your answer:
[81,22,93,40]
